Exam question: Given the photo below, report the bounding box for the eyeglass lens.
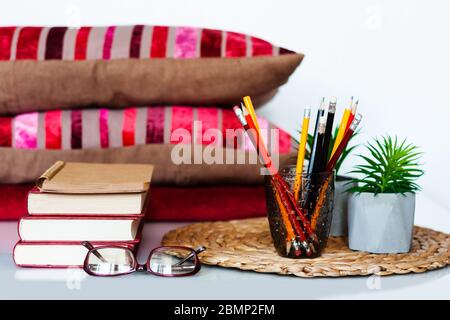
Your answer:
[148,247,197,276]
[86,247,136,276]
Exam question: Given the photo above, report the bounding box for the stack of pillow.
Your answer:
[0,25,303,221]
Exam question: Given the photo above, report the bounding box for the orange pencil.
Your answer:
[272,183,296,242]
[242,106,277,175]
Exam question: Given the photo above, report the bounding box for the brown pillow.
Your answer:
[0,25,303,115]
[0,144,296,185]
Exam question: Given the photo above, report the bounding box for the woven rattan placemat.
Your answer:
[162,217,450,277]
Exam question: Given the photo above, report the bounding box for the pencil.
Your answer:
[330,98,352,158]
[234,97,318,253]
[345,100,358,131]
[327,113,362,171]
[319,97,337,171]
[293,106,311,201]
[243,96,261,133]
[273,176,314,255]
[310,114,362,230]
[233,105,249,130]
[247,114,316,245]
[310,115,327,174]
[242,107,276,175]
[307,98,326,174]
[271,182,296,243]
[303,114,326,221]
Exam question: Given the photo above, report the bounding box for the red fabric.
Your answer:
[0,26,15,60]
[200,28,222,57]
[0,184,30,220]
[0,184,267,221]
[74,27,91,60]
[129,25,144,58]
[225,31,246,57]
[251,36,273,56]
[44,110,62,149]
[122,107,137,146]
[45,27,67,60]
[16,27,43,60]
[150,26,168,58]
[221,108,242,148]
[0,117,12,147]
[170,106,193,144]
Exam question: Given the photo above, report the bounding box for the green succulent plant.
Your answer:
[347,136,424,194]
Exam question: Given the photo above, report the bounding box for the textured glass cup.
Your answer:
[265,166,335,258]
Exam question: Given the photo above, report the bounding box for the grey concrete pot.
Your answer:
[348,192,415,253]
[329,176,357,237]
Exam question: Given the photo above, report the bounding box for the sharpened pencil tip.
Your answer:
[304,106,311,118]
[319,98,326,110]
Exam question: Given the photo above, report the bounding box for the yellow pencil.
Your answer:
[243,96,261,133]
[293,107,311,201]
[330,98,352,157]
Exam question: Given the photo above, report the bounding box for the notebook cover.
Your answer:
[13,237,141,268]
[27,186,150,217]
[37,161,154,194]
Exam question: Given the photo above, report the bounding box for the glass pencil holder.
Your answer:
[265,165,335,258]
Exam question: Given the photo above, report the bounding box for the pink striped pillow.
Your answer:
[0,106,293,153]
[0,25,303,115]
[0,106,296,185]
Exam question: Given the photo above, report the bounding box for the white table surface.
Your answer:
[0,193,449,300]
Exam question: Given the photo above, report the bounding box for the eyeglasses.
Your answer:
[82,241,206,277]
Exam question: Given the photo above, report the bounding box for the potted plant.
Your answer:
[347,136,424,253]
[296,128,359,236]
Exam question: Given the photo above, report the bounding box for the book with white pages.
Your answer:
[28,187,148,215]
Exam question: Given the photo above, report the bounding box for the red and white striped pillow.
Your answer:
[0,25,303,115]
[0,106,296,185]
[0,106,293,152]
[0,25,293,60]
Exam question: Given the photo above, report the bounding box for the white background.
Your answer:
[1,0,449,210]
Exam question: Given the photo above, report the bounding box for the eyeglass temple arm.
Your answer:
[82,241,108,263]
[173,246,206,267]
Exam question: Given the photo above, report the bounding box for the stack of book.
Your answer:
[13,161,153,268]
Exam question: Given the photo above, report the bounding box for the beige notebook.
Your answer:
[37,161,154,194]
